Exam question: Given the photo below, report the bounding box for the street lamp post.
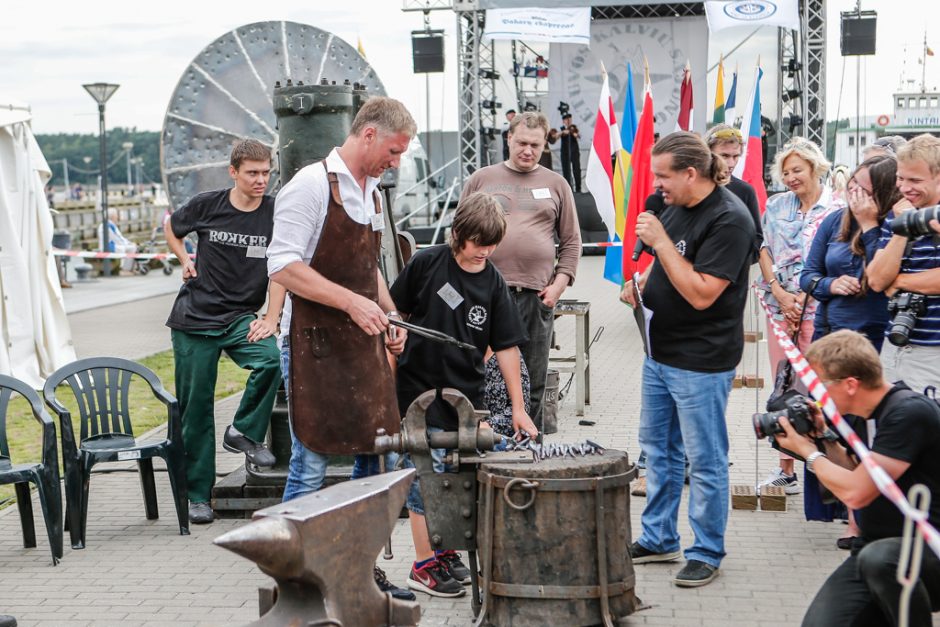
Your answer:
[122,141,134,196]
[83,82,120,277]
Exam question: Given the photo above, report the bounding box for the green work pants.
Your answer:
[171,314,281,503]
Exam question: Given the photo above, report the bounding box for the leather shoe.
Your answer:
[189,501,214,524]
[223,425,276,467]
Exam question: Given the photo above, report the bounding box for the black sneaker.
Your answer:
[407,559,466,598]
[630,541,681,564]
[223,425,276,467]
[188,501,214,524]
[674,559,719,587]
[437,550,471,585]
[374,566,416,601]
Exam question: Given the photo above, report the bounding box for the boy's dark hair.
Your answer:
[450,192,507,256]
[230,139,271,170]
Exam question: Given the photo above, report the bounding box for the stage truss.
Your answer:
[442,0,826,182]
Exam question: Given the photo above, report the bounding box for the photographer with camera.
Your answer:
[769,330,940,627]
[558,104,582,193]
[867,134,940,396]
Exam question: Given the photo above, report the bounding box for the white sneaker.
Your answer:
[758,468,800,495]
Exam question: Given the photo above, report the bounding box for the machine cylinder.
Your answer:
[274,81,355,186]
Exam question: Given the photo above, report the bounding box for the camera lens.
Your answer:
[887,311,917,346]
[891,205,940,238]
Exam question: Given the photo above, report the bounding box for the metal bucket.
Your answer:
[542,369,559,435]
[476,450,640,626]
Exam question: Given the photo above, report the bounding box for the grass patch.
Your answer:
[1,350,248,506]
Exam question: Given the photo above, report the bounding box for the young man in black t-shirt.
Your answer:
[621,132,755,588]
[390,192,536,598]
[775,330,940,627]
[165,139,286,525]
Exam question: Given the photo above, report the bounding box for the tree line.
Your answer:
[36,128,161,189]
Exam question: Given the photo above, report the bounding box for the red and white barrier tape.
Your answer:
[415,241,624,250]
[754,284,940,557]
[52,248,193,261]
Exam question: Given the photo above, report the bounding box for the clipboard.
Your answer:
[631,272,653,357]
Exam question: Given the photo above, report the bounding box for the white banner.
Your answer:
[548,17,709,145]
[484,8,591,45]
[704,1,800,33]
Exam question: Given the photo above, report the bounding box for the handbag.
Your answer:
[766,278,821,412]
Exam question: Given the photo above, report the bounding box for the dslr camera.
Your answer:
[557,101,570,116]
[887,291,928,347]
[753,394,814,440]
[891,205,940,239]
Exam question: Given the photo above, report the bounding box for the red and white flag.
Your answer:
[675,61,693,132]
[585,67,622,239]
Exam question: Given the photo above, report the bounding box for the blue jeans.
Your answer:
[279,341,395,502]
[636,357,734,568]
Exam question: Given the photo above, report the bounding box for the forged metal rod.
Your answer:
[388,319,477,351]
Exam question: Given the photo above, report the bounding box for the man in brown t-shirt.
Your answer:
[460,111,581,429]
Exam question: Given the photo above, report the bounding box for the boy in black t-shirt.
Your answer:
[390,192,537,598]
[775,330,940,626]
[165,139,286,525]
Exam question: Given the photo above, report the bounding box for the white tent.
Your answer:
[0,101,75,388]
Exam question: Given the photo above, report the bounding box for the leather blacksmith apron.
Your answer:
[288,167,400,454]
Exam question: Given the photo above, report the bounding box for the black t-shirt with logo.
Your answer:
[858,384,940,543]
[166,189,275,330]
[391,245,528,430]
[642,185,755,372]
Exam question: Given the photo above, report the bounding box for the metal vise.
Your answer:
[214,469,421,627]
[374,388,532,616]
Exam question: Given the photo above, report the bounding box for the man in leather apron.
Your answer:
[267,96,416,597]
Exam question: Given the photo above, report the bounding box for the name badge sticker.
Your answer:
[437,282,465,310]
[371,213,385,231]
[246,246,267,259]
[532,188,551,200]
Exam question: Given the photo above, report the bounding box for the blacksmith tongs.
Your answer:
[388,319,477,351]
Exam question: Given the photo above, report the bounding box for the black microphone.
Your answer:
[632,191,665,261]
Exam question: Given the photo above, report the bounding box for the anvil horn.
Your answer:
[214,516,303,579]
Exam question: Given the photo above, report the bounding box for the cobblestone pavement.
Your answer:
[2,256,935,626]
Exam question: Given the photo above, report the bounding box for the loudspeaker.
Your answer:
[840,12,877,56]
[412,33,444,73]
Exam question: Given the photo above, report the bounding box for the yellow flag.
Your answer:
[358,37,367,59]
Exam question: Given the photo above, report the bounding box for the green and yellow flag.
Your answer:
[713,55,725,125]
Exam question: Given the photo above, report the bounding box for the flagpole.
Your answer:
[924,31,928,93]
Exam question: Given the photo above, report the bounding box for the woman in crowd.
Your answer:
[799,155,900,549]
[800,155,899,349]
[758,137,838,495]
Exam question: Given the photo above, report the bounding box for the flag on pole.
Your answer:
[623,70,656,279]
[585,64,621,240]
[713,55,726,125]
[705,1,800,32]
[357,36,367,59]
[675,61,693,132]
[725,64,738,124]
[604,62,639,284]
[732,65,768,212]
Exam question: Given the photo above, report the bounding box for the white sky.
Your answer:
[3,1,938,135]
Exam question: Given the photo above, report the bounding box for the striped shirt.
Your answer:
[878,213,940,345]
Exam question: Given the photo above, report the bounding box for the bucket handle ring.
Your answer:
[503,478,539,511]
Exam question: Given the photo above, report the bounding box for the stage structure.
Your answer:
[405,0,826,183]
